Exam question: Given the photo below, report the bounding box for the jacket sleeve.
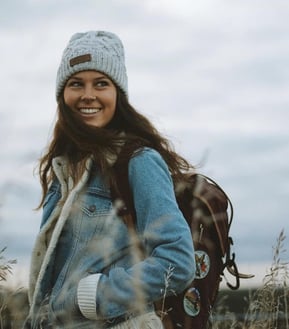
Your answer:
[77,148,196,320]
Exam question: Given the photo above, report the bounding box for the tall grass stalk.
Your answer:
[212,229,289,329]
[0,247,16,282]
[0,247,17,329]
[243,229,288,329]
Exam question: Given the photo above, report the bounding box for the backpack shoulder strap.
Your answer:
[110,144,138,228]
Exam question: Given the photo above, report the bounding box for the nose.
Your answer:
[81,95,96,101]
[80,86,97,101]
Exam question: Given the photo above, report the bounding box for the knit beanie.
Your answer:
[56,30,128,99]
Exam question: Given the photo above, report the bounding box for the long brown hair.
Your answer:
[37,88,194,207]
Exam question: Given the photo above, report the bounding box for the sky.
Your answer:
[0,0,289,288]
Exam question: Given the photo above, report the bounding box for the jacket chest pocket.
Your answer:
[72,188,115,243]
[80,188,113,217]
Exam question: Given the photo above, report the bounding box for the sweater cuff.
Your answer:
[77,273,102,320]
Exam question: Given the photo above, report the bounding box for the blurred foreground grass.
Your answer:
[0,230,288,329]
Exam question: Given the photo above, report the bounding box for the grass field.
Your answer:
[1,230,288,328]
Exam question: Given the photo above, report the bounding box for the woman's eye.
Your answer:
[67,81,82,88]
[95,80,109,87]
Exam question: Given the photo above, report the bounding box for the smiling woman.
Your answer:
[64,71,117,128]
[23,30,196,329]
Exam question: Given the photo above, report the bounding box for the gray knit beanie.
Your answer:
[56,30,128,99]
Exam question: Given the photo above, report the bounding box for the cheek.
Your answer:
[108,91,117,114]
[111,99,117,114]
[63,89,74,107]
[63,90,69,105]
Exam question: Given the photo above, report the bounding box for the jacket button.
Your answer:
[88,205,96,212]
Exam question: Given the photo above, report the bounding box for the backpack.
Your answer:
[111,148,253,329]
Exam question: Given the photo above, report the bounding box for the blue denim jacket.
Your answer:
[26,147,195,328]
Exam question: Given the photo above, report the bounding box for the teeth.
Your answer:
[79,108,101,114]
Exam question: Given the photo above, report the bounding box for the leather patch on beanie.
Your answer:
[70,54,92,67]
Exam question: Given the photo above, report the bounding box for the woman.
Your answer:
[24,30,196,329]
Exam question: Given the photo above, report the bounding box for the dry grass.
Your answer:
[212,229,289,329]
[0,247,22,329]
[242,229,289,329]
[0,230,288,328]
[0,248,16,283]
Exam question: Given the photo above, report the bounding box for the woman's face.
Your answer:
[63,70,117,128]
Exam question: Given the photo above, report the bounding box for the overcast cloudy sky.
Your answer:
[1,0,289,287]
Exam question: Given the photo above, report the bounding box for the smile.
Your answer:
[79,108,101,114]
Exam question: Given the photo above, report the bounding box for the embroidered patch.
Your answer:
[70,54,92,67]
[183,287,201,317]
[195,250,210,279]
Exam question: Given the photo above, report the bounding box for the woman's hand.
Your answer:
[50,281,82,325]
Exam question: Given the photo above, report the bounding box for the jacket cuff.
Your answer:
[77,273,102,320]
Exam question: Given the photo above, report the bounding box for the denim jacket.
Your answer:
[26,147,195,328]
